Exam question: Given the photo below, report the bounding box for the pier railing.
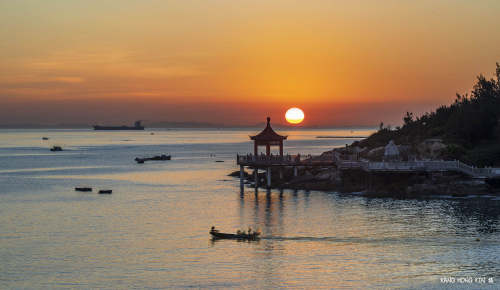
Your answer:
[338,160,498,178]
[236,154,316,165]
[237,154,500,178]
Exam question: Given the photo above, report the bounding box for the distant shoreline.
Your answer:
[316,136,368,139]
[0,126,377,130]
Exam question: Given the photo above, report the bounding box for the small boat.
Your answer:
[209,227,260,240]
[151,154,171,160]
[98,189,112,194]
[75,187,92,192]
[215,160,224,163]
[50,146,63,151]
[135,154,171,163]
[42,137,49,140]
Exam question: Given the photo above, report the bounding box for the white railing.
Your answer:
[338,160,499,178]
[236,153,331,165]
[237,154,299,165]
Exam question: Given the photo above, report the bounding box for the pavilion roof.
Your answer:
[250,117,287,141]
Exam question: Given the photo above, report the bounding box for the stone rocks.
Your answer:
[366,146,385,160]
[417,138,447,160]
[228,170,249,177]
[315,171,332,181]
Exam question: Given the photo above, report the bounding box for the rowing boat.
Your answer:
[209,228,260,240]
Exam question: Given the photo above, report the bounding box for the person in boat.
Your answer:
[248,227,252,235]
[210,226,218,233]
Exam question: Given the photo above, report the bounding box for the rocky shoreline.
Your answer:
[230,152,500,198]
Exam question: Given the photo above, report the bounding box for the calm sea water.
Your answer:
[0,128,499,289]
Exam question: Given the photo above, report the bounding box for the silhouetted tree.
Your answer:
[403,112,414,126]
[359,62,500,166]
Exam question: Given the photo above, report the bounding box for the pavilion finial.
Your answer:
[267,117,270,125]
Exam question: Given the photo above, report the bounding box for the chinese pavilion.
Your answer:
[250,117,287,156]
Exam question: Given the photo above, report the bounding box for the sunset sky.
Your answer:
[1,0,500,127]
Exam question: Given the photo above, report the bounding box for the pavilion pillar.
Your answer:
[279,168,283,180]
[240,165,244,188]
[254,169,259,187]
[254,142,258,155]
[266,144,270,156]
[266,167,271,188]
[279,140,283,157]
[294,166,298,177]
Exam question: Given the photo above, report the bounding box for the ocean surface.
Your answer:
[0,128,499,289]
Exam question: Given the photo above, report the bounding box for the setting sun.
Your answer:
[285,107,305,124]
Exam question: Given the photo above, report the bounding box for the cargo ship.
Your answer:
[93,120,144,130]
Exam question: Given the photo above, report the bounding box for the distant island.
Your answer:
[93,120,145,130]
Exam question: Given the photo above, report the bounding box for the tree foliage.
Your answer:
[359,63,500,166]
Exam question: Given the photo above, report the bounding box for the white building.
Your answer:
[384,140,400,161]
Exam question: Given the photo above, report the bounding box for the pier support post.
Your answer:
[266,167,271,188]
[254,169,259,188]
[240,165,244,188]
[294,166,298,177]
[368,172,372,191]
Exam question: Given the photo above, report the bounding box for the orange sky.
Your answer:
[1,1,500,126]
